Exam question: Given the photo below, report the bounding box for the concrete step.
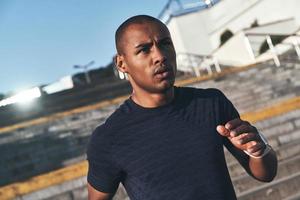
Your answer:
[16,177,127,200]
[1,58,299,199]
[224,130,300,167]
[191,61,299,114]
[233,154,300,194]
[237,171,300,200]
[254,110,300,136]
[224,107,300,165]
[17,176,87,200]
[283,191,300,200]
[226,137,300,178]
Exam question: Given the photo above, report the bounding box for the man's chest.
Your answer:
[113,114,224,178]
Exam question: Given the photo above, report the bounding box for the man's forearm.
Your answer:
[248,148,278,182]
[217,118,278,182]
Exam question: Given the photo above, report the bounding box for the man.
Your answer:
[86,15,277,200]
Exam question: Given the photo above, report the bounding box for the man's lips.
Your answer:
[154,66,172,75]
[156,71,171,78]
[154,66,173,79]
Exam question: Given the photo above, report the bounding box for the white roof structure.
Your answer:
[160,0,300,70]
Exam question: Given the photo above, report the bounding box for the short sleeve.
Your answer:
[217,91,241,150]
[218,91,240,125]
[86,125,123,193]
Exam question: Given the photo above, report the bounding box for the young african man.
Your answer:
[86,15,277,200]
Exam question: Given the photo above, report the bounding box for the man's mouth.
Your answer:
[154,66,173,79]
[154,66,171,74]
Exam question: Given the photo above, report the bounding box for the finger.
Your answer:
[225,118,243,131]
[230,123,256,137]
[216,125,230,137]
[246,141,264,154]
[236,133,257,145]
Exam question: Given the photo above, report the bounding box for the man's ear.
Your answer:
[115,54,129,73]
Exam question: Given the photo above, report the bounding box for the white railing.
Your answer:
[176,53,221,77]
[245,33,300,67]
[158,0,220,23]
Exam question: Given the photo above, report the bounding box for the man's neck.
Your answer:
[131,87,174,108]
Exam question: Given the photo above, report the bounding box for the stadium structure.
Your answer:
[0,0,300,199]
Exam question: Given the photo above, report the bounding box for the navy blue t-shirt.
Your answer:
[87,87,239,200]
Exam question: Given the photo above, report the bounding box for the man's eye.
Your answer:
[138,47,150,54]
[161,40,173,47]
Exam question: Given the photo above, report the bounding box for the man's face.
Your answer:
[118,21,177,94]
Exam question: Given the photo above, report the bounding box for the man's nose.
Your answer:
[153,45,166,65]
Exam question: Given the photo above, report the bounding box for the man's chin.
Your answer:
[157,79,175,92]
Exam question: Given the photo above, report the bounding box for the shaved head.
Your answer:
[115,15,169,55]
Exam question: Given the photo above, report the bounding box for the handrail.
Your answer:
[176,52,221,76]
[245,32,300,66]
[245,33,300,37]
[158,0,220,23]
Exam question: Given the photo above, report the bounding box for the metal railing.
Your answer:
[245,33,300,67]
[158,0,220,23]
[176,52,221,77]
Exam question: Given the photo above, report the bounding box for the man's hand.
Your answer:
[216,118,266,157]
[216,118,277,182]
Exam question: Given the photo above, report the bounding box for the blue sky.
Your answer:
[0,0,168,95]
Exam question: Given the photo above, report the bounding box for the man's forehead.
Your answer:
[123,22,171,43]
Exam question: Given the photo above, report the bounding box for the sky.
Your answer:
[0,0,170,95]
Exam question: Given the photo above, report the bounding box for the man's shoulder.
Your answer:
[106,99,132,123]
[88,111,123,150]
[91,99,131,137]
[179,86,225,99]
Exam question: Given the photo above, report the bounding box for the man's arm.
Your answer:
[87,182,114,200]
[217,118,278,182]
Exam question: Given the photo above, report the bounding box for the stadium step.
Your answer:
[223,106,300,165]
[282,191,300,200]
[233,154,300,194]
[0,53,299,199]
[225,126,300,167]
[226,137,300,178]
[237,171,300,200]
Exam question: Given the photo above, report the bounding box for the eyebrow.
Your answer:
[135,42,152,49]
[134,37,172,49]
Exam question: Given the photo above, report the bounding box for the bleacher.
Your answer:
[0,49,299,199]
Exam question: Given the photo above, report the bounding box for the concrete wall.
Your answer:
[213,31,255,66]
[168,10,213,55]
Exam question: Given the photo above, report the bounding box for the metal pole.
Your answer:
[73,61,94,84]
[293,39,300,60]
[213,56,221,73]
[244,35,256,61]
[266,35,280,67]
[84,67,91,84]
